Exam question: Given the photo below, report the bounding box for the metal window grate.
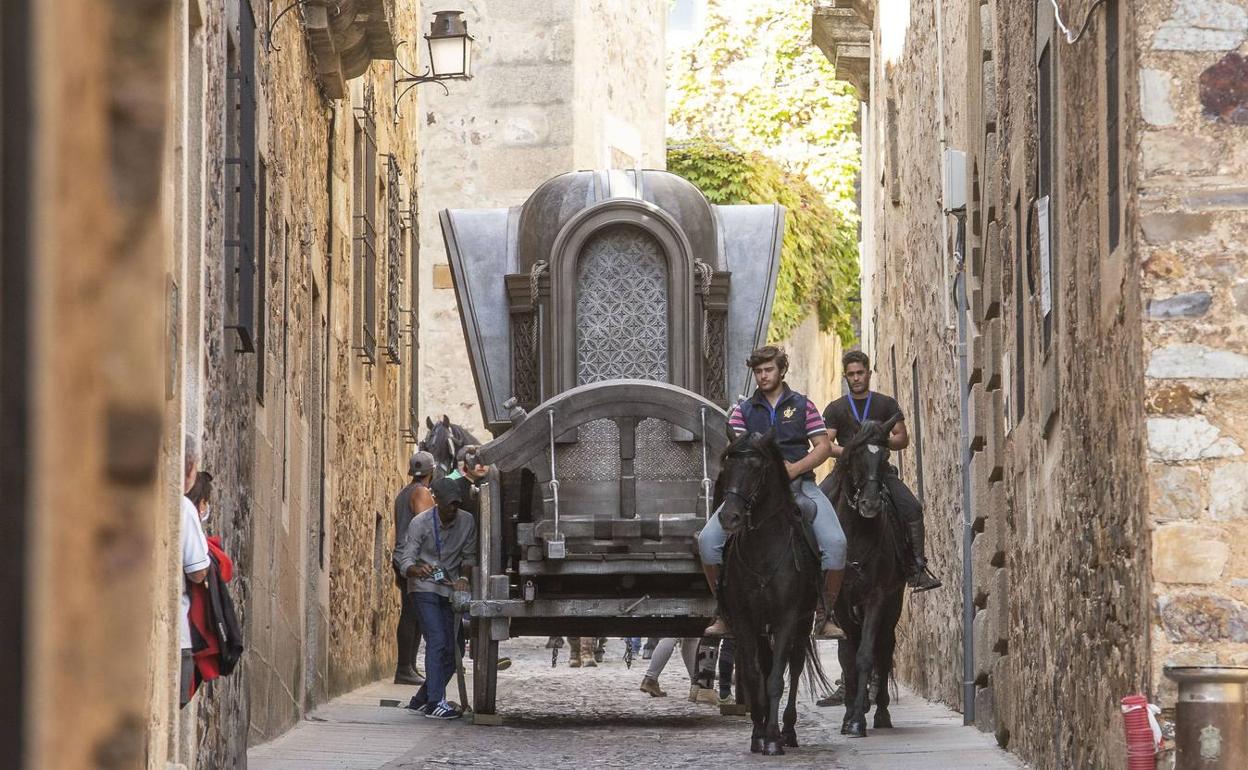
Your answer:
[224,6,257,354]
[383,155,403,365]
[352,86,378,364]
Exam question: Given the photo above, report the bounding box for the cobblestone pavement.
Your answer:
[249,638,1025,770]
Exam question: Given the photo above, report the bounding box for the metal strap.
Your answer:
[547,409,561,537]
[700,406,712,519]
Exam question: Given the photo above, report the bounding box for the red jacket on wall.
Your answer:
[187,536,244,698]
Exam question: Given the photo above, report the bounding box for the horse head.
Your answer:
[842,413,900,520]
[716,431,790,536]
[419,415,482,476]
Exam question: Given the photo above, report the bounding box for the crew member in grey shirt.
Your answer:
[397,477,477,719]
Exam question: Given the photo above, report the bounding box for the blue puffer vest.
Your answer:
[737,386,816,465]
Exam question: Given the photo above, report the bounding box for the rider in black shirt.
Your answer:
[823,351,942,591]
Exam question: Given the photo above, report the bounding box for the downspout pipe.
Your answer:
[321,102,335,564]
[953,212,975,726]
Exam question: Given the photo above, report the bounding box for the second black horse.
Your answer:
[820,414,908,738]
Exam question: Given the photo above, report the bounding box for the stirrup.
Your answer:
[908,565,943,592]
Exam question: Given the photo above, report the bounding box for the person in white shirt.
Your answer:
[180,435,210,707]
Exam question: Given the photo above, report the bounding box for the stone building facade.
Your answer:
[816,0,1248,768]
[157,1,427,765]
[415,0,669,438]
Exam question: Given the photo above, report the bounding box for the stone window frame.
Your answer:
[1034,0,1058,359]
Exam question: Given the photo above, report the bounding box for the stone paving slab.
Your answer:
[248,638,1026,770]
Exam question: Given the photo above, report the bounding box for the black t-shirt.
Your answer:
[822,392,904,447]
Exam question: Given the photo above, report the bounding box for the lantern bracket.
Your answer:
[391,37,469,123]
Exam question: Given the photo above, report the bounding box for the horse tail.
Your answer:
[802,635,835,701]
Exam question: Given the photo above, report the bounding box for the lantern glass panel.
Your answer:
[428,35,466,77]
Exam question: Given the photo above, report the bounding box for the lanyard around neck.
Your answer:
[431,508,444,559]
[849,392,873,424]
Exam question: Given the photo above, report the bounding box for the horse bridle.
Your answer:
[848,444,886,514]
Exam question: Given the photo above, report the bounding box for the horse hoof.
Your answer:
[848,720,867,738]
[782,731,799,748]
[762,740,785,756]
[874,711,893,729]
[840,721,851,735]
[750,738,765,754]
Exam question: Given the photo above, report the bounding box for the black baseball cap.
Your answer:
[431,477,464,506]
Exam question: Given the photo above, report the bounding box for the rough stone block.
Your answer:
[1149,464,1205,520]
[1152,0,1248,51]
[1148,416,1244,461]
[980,2,995,57]
[984,317,1002,389]
[1202,52,1248,124]
[1210,463,1248,519]
[984,133,999,210]
[970,382,986,449]
[1140,212,1214,244]
[1140,69,1177,126]
[1147,292,1213,318]
[969,326,984,386]
[984,227,1002,321]
[1141,131,1221,176]
[981,60,997,126]
[1152,522,1229,583]
[1159,591,1248,642]
[975,684,997,733]
[1147,344,1248,379]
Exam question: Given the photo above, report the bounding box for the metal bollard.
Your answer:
[1163,666,1248,769]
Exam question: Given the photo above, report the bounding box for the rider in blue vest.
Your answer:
[698,345,848,639]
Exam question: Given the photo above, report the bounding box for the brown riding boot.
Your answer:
[816,570,847,639]
[639,676,667,697]
[568,637,583,668]
[701,564,730,636]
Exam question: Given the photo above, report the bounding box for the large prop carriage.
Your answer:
[439,169,783,715]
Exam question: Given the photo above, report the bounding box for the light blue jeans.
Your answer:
[698,478,847,571]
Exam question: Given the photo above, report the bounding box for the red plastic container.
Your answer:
[1121,694,1158,770]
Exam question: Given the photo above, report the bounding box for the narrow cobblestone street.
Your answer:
[248,638,1023,769]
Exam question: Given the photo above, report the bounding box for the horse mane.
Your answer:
[723,431,798,513]
[831,418,889,489]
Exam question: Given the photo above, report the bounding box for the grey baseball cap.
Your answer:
[409,451,436,477]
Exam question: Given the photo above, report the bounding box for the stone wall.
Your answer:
[182,1,420,764]
[1133,0,1248,722]
[415,0,668,438]
[817,0,1157,767]
[13,1,174,768]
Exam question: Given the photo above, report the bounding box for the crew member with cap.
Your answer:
[397,477,478,720]
[392,451,436,685]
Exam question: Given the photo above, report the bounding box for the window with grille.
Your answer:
[384,155,403,365]
[1036,3,1057,355]
[406,173,420,441]
[352,89,378,364]
[224,5,257,354]
[1105,0,1121,252]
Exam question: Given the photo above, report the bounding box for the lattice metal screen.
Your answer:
[554,419,621,482]
[634,418,700,480]
[575,225,668,384]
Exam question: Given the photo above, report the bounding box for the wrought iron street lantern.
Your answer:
[393,10,475,122]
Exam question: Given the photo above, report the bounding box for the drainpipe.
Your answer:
[953,212,975,726]
[320,103,335,564]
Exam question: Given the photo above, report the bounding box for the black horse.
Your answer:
[717,432,832,756]
[418,415,481,477]
[819,414,908,738]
